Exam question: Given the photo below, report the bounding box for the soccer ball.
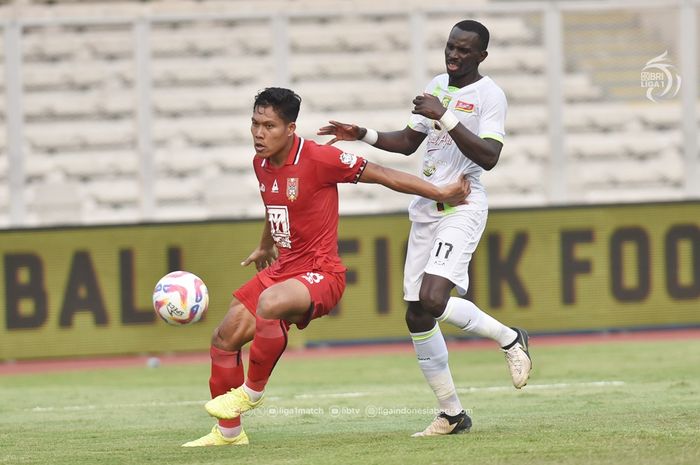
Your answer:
[152,271,209,325]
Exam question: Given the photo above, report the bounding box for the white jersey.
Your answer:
[407,74,507,222]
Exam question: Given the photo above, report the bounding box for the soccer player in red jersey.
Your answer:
[182,87,470,447]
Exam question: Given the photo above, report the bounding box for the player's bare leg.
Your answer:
[205,279,311,420]
[182,300,255,447]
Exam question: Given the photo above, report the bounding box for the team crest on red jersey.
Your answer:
[287,178,299,201]
[340,152,358,168]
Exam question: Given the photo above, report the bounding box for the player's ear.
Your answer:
[287,121,296,136]
[478,50,488,63]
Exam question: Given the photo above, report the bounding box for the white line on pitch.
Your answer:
[457,380,626,393]
[28,399,205,412]
[26,381,625,412]
[294,392,369,399]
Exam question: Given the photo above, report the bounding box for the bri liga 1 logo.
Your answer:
[640,50,681,103]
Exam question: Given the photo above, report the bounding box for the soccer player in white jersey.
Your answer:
[318,19,532,437]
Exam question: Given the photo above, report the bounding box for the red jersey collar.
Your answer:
[261,135,304,168]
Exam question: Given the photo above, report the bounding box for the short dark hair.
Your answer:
[453,20,490,51]
[253,87,302,123]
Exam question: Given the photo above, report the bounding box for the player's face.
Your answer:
[251,105,296,161]
[444,28,487,85]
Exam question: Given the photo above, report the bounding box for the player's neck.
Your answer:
[449,71,483,89]
[269,134,297,168]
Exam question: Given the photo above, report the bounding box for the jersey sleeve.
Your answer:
[313,144,368,185]
[478,85,508,143]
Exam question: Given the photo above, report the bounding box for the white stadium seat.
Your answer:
[30,182,83,225]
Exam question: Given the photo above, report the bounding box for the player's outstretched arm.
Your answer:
[317,121,426,155]
[241,212,278,271]
[358,161,470,206]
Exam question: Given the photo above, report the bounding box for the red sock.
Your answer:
[246,317,288,392]
[209,345,244,429]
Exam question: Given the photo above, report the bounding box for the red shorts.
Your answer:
[233,270,346,330]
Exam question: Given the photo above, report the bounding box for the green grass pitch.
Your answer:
[1,338,699,465]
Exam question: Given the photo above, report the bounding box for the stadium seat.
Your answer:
[204,145,255,172]
[289,19,405,53]
[502,134,549,161]
[155,116,251,146]
[152,58,248,87]
[154,148,211,177]
[85,204,142,225]
[203,173,262,218]
[54,150,139,179]
[30,182,83,225]
[623,131,681,159]
[25,91,102,119]
[568,133,626,159]
[85,178,140,206]
[506,105,547,135]
[154,176,201,203]
[22,33,81,62]
[636,103,683,130]
[498,73,603,104]
[86,34,133,61]
[24,153,56,180]
[291,52,406,82]
[24,60,131,92]
[483,155,544,192]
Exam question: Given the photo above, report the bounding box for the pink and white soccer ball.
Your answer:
[152,271,209,325]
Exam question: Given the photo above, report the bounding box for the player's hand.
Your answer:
[241,246,278,271]
[412,93,447,120]
[439,175,471,206]
[317,120,362,145]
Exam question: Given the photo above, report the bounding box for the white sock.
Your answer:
[410,323,463,416]
[243,383,264,402]
[438,297,517,347]
[218,424,242,438]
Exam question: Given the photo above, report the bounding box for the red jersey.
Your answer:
[253,135,367,285]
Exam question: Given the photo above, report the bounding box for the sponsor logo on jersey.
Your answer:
[266,205,291,248]
[271,179,279,193]
[455,100,475,113]
[340,152,358,168]
[287,177,299,201]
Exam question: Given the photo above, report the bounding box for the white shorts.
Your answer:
[403,209,488,301]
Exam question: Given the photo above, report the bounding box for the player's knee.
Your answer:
[405,304,434,328]
[211,325,242,351]
[256,289,282,320]
[418,288,449,317]
[211,314,255,351]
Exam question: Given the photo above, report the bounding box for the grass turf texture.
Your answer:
[1,339,699,465]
